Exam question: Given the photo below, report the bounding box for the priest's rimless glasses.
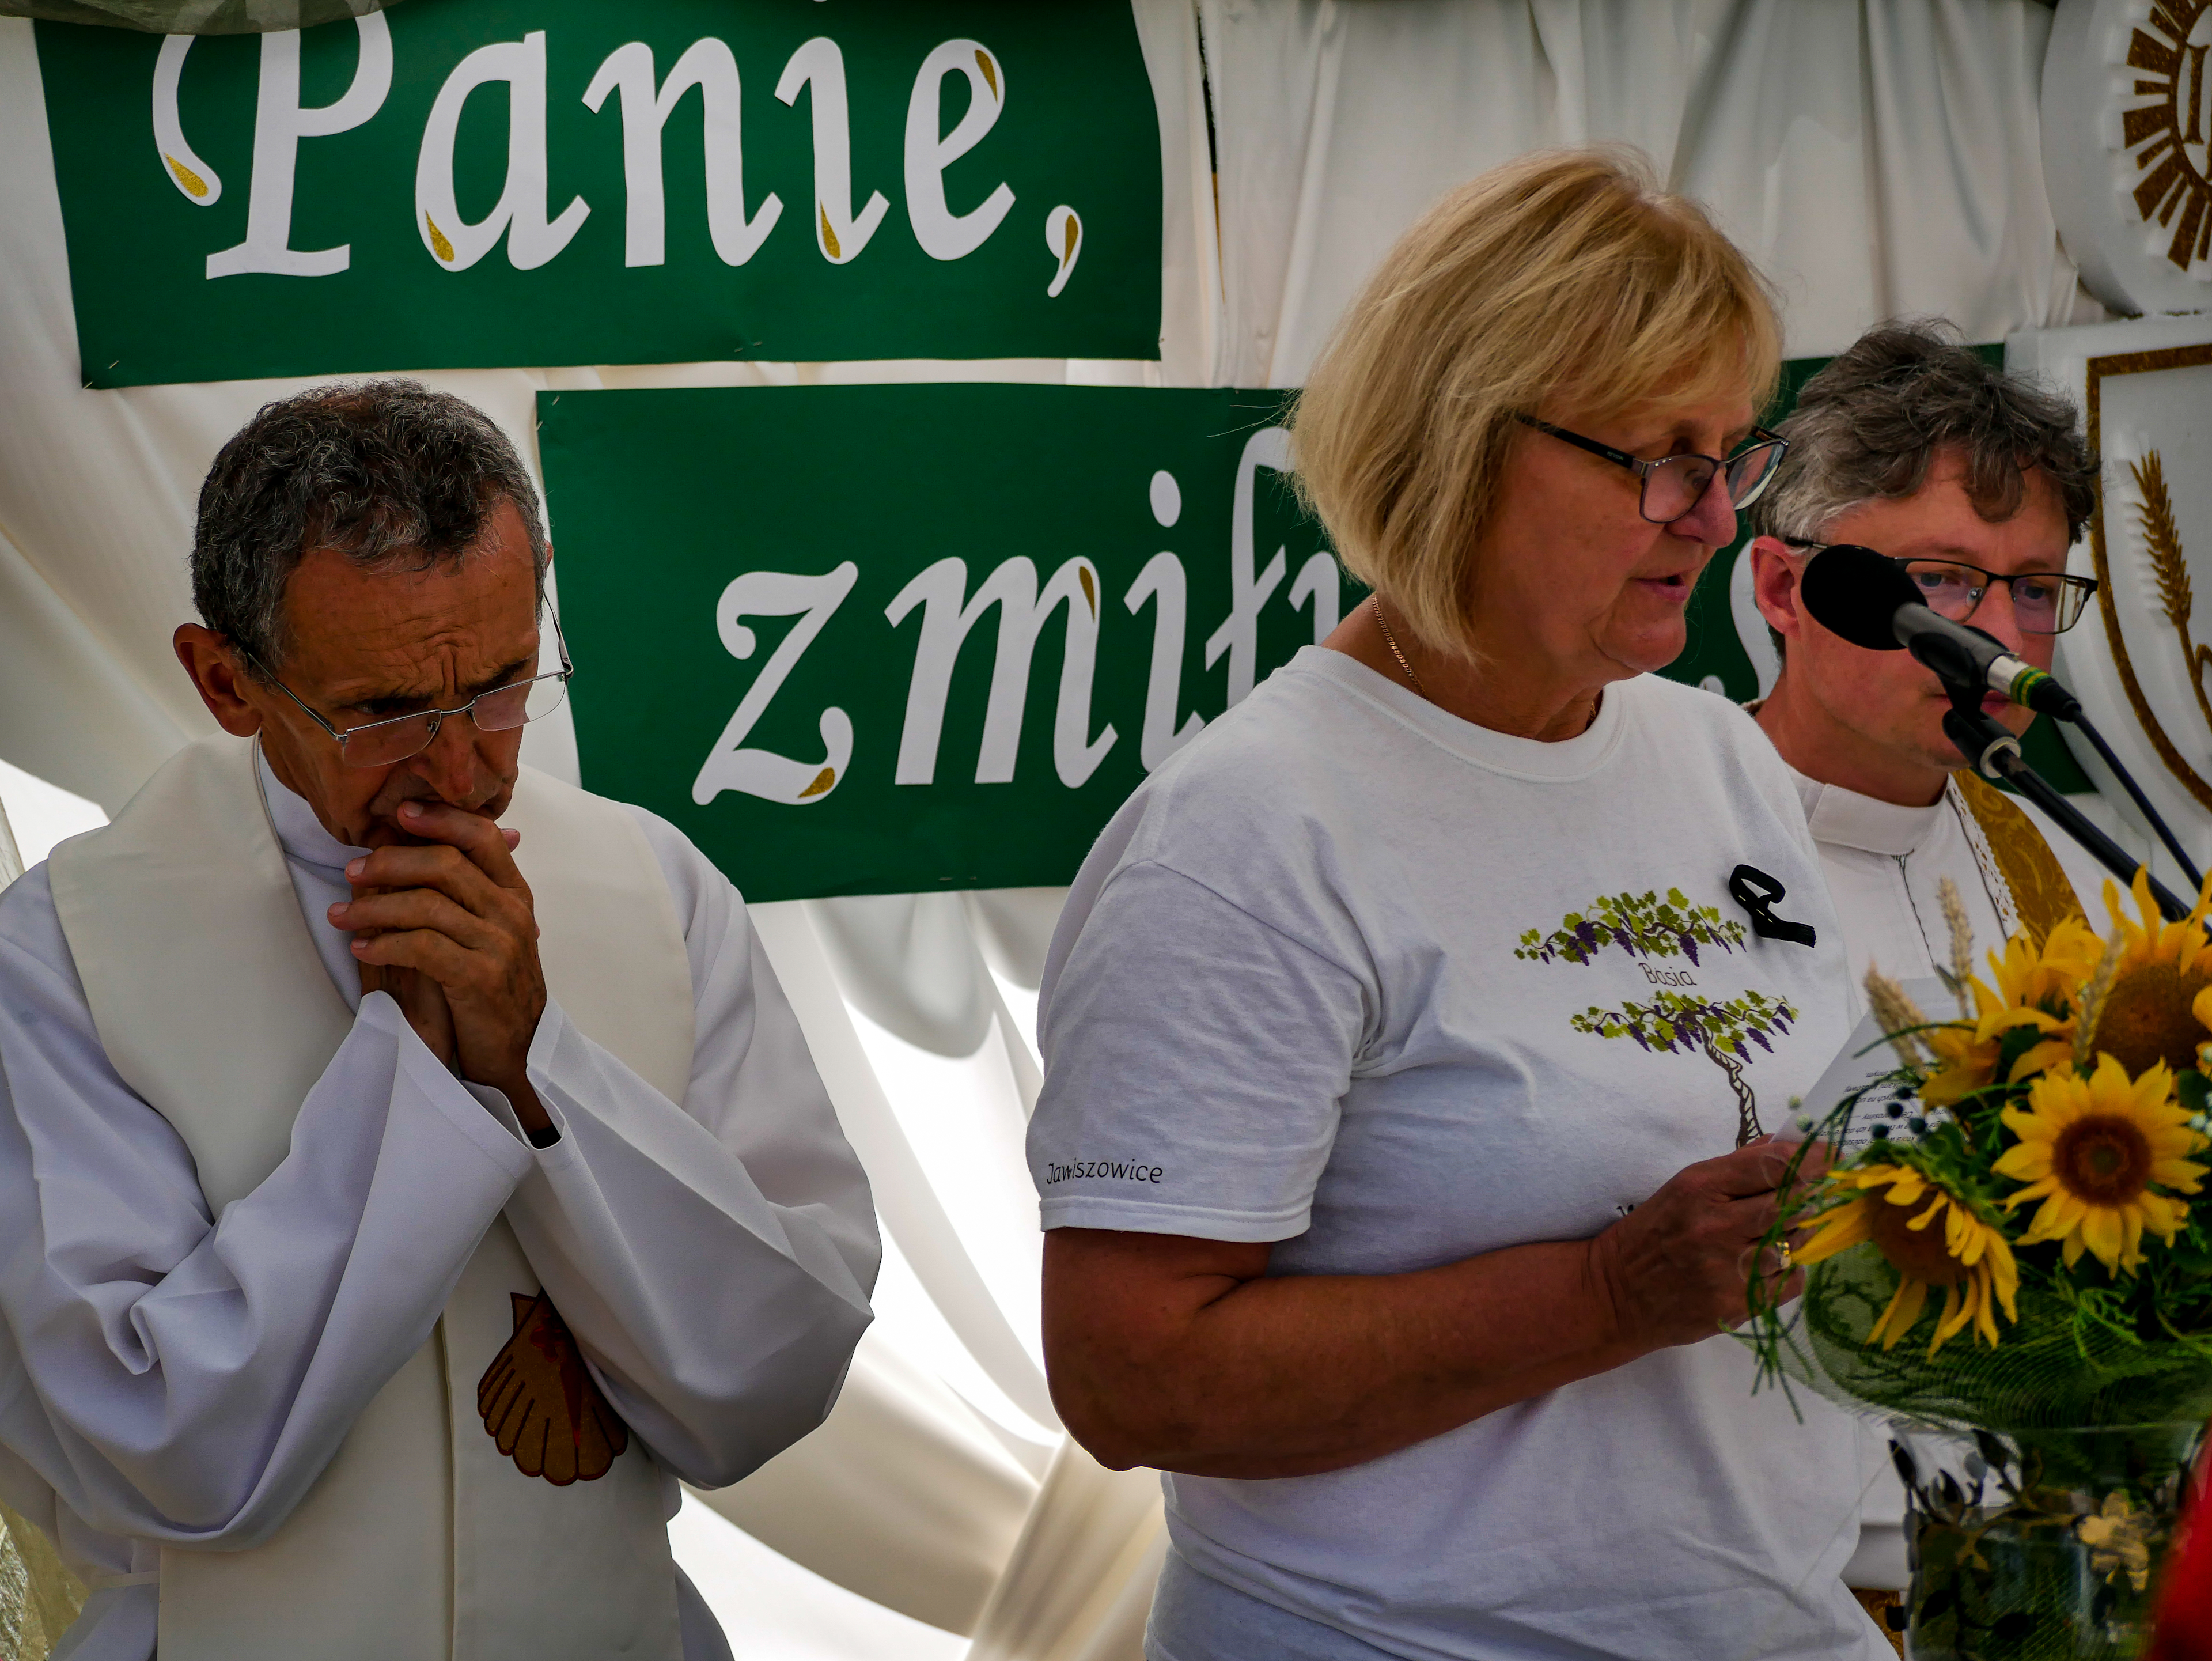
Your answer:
[1513,414,1789,523]
[248,614,575,767]
[1783,539,2099,635]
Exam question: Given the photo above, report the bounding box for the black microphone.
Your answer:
[1798,542,2206,906]
[1797,543,2082,720]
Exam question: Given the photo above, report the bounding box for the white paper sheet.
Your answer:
[1791,977,1959,1155]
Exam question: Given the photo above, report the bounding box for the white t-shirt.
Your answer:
[1029,649,1886,1661]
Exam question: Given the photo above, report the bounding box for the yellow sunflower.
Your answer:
[1921,916,2104,1107]
[1795,1164,2019,1355]
[2080,869,2212,1078]
[1994,1055,2209,1274]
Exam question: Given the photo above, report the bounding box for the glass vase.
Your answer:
[1892,1423,2203,1660]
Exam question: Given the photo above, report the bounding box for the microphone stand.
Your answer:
[1940,686,2194,923]
[1913,618,2204,888]
[2059,709,2205,894]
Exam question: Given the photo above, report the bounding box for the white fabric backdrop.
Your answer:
[1200,0,2093,388]
[0,3,2105,1656]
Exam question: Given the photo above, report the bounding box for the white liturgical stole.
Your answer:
[47,734,696,1661]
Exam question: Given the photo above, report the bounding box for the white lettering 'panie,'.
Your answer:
[0,751,876,1661]
[1790,761,2116,1595]
[1028,649,1887,1661]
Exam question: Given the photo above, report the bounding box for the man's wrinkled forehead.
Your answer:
[277,507,539,706]
[1825,456,2071,558]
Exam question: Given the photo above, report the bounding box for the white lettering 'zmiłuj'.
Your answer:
[776,37,889,264]
[888,557,1118,789]
[1289,548,1342,644]
[904,39,1014,262]
[1205,427,1292,708]
[173,14,392,277]
[416,30,589,271]
[693,563,858,807]
[582,39,783,269]
[1124,553,1205,771]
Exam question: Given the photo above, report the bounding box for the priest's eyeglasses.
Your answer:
[1514,414,1789,523]
[1783,539,2098,635]
[251,615,574,767]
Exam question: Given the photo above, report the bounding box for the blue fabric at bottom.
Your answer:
[1147,1545,1406,1661]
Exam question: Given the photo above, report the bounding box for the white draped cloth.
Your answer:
[1199,0,2093,388]
[0,759,878,1661]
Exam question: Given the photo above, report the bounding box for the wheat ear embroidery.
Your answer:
[2130,451,2212,737]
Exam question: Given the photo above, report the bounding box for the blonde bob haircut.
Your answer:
[1293,147,1781,657]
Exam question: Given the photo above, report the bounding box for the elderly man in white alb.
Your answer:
[0,382,877,1661]
[1747,323,2111,1613]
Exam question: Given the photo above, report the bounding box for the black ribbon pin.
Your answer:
[1728,864,1817,948]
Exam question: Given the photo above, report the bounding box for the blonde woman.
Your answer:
[1027,152,1884,1659]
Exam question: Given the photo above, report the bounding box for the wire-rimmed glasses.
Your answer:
[1515,414,1789,524]
[252,614,574,767]
[1783,540,2098,636]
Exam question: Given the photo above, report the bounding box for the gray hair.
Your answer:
[191,379,548,675]
[1752,320,2098,548]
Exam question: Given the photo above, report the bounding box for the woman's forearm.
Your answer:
[1045,1143,1798,1478]
[1043,1229,1654,1478]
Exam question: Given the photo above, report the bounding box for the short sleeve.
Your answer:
[1028,860,1368,1241]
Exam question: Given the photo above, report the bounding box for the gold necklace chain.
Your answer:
[1370,595,1426,698]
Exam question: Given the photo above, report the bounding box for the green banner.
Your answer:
[539,364,2090,903]
[38,0,1161,388]
[541,384,1342,901]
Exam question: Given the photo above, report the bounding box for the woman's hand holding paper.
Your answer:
[1588,1137,1828,1346]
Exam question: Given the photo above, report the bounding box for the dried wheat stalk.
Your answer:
[2073,930,2127,1073]
[1865,965,1933,1069]
[1937,877,1975,1017]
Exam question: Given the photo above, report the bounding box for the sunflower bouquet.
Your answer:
[1749,871,2212,1659]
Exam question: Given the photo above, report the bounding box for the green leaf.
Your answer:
[2169,1238,2212,1277]
[2182,1070,2211,1119]
[1994,1024,2049,1080]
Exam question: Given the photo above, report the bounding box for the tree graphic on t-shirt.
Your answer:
[1568,988,1796,1148]
[1517,889,1790,1146]
[1513,888,1746,967]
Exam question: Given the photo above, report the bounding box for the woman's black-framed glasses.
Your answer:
[1514,414,1789,524]
[1782,540,2098,637]
[251,612,575,768]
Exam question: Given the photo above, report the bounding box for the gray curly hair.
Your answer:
[191,379,548,675]
[1752,320,2097,548]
